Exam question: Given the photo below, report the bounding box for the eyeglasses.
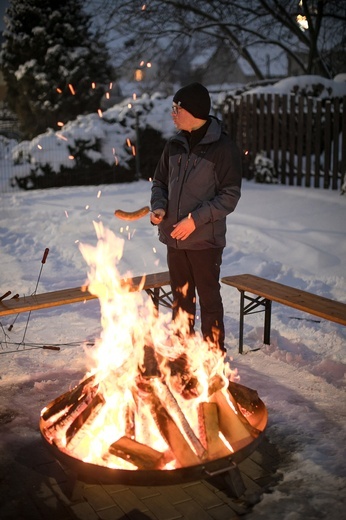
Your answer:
[171,105,182,115]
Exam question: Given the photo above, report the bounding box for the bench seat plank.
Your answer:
[221,274,346,326]
[0,271,171,317]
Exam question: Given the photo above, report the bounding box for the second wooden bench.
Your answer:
[221,274,346,354]
[0,271,172,317]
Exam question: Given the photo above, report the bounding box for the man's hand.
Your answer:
[150,208,165,225]
[171,215,196,240]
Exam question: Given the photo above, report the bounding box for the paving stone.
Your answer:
[181,482,224,509]
[70,501,100,520]
[142,494,183,519]
[207,503,241,519]
[238,457,266,480]
[109,488,150,514]
[174,499,214,519]
[97,504,130,520]
[130,485,162,499]
[82,484,117,510]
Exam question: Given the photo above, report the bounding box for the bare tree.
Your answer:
[88,0,345,85]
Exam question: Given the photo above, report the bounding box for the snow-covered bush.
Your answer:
[254,151,278,184]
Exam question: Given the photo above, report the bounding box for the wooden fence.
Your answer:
[223,94,346,190]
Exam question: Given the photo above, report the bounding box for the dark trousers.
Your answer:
[167,246,225,352]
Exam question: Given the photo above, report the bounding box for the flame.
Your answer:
[43,223,245,470]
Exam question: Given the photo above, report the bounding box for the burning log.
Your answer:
[136,380,202,467]
[46,385,98,433]
[41,374,97,422]
[65,392,105,447]
[152,379,206,459]
[208,374,226,396]
[108,436,168,470]
[198,402,232,460]
[125,403,136,439]
[167,354,202,399]
[140,345,161,378]
[210,389,260,452]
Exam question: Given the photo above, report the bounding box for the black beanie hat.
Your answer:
[173,82,210,119]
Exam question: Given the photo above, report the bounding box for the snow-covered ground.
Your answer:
[0,179,345,519]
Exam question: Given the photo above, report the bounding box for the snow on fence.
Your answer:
[224,93,346,190]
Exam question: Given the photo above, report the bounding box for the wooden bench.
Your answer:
[221,274,346,354]
[0,271,172,317]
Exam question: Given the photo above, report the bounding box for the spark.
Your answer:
[153,247,157,253]
[106,92,110,99]
[98,109,103,118]
[68,84,76,95]
[57,121,64,127]
[69,155,74,160]
[85,205,90,210]
[133,93,137,101]
[97,190,101,198]
[297,14,308,30]
[109,82,113,90]
[56,88,62,94]
[37,145,42,150]
[57,134,68,141]
[65,210,69,218]
[92,82,96,89]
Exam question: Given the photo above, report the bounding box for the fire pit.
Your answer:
[40,364,267,486]
[39,223,268,487]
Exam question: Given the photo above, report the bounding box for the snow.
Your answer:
[245,75,346,98]
[0,178,345,518]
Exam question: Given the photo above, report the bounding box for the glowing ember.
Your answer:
[40,223,266,473]
[68,83,76,95]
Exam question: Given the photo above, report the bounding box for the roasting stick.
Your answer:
[10,248,57,349]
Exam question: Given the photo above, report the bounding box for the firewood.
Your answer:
[41,374,97,421]
[208,374,226,397]
[109,436,166,470]
[198,402,231,460]
[125,403,135,439]
[65,392,105,446]
[210,389,260,452]
[167,354,202,399]
[46,386,98,433]
[152,379,206,459]
[139,382,201,467]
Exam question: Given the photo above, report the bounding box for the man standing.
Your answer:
[150,82,242,353]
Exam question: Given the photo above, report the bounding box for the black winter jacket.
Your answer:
[150,117,242,250]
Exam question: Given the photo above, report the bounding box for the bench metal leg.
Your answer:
[145,286,173,314]
[239,291,245,354]
[264,299,272,345]
[237,290,272,353]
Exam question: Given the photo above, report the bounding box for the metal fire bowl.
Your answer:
[40,381,268,486]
